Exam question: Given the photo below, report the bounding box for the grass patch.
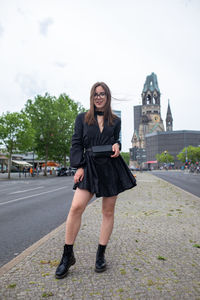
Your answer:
[42,273,50,277]
[7,283,16,288]
[40,259,59,267]
[89,292,101,295]
[116,288,124,293]
[193,244,200,248]
[40,260,49,264]
[42,292,54,297]
[120,268,126,275]
[147,279,155,286]
[49,260,59,267]
[157,256,167,261]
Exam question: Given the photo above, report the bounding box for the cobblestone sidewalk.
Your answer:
[0,172,200,299]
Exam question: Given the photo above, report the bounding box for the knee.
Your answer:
[70,203,85,216]
[102,208,114,218]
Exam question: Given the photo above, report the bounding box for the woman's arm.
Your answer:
[111,118,121,157]
[70,113,86,169]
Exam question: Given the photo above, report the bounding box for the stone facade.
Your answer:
[131,73,165,150]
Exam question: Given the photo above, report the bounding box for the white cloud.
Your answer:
[0,23,4,37]
[0,0,200,150]
[39,18,54,36]
[54,61,68,68]
[15,73,47,98]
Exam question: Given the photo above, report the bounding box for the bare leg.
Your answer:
[65,188,93,244]
[99,196,117,245]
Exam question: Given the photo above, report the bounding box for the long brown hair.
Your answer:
[85,82,117,125]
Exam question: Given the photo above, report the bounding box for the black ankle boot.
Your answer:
[55,244,76,279]
[95,244,107,273]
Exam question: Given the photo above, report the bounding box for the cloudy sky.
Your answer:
[0,0,199,151]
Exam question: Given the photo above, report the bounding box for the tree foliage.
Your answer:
[51,93,85,165]
[120,152,130,165]
[24,93,85,174]
[156,151,174,164]
[0,112,35,178]
[177,145,200,163]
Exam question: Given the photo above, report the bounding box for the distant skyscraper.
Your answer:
[113,110,122,144]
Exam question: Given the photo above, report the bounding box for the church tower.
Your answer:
[132,72,164,149]
[166,100,173,131]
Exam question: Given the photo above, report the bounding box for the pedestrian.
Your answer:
[55,82,136,279]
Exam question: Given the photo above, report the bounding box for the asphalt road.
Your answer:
[0,176,78,267]
[151,170,200,198]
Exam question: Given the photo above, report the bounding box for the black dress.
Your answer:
[70,112,136,197]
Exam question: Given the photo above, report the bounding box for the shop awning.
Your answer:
[42,162,59,167]
[0,155,8,159]
[12,160,32,166]
[146,161,157,164]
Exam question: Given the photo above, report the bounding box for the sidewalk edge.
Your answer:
[0,222,65,277]
[151,173,200,200]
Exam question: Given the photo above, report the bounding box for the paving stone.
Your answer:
[0,172,200,299]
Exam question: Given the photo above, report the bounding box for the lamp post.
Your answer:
[164,150,168,170]
[40,134,47,176]
[185,147,188,163]
[32,148,35,176]
[185,147,188,169]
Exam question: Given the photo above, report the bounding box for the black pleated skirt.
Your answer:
[73,152,136,197]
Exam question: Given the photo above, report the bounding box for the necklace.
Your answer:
[95,111,104,116]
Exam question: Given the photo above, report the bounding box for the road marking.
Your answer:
[9,186,44,194]
[0,186,67,206]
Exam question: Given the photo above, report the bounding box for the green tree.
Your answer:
[120,152,130,165]
[0,112,35,178]
[177,146,200,164]
[24,93,85,175]
[52,93,85,166]
[156,151,174,164]
[24,93,59,175]
[194,146,200,162]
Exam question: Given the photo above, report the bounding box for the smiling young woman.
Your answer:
[55,82,136,279]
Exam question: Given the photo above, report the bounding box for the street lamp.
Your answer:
[40,134,47,176]
[32,148,35,176]
[185,147,188,165]
[164,150,168,170]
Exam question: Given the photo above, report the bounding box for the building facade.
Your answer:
[130,72,170,166]
[145,130,200,167]
[131,72,165,152]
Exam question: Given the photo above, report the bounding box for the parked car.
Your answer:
[68,168,76,176]
[11,166,19,172]
[57,167,76,176]
[57,167,68,176]
[129,166,136,171]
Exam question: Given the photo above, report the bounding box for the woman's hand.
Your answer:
[74,167,84,183]
[111,143,120,158]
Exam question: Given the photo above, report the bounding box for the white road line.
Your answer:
[9,186,44,194]
[0,186,67,206]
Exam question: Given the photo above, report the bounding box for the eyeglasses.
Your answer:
[94,92,106,99]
